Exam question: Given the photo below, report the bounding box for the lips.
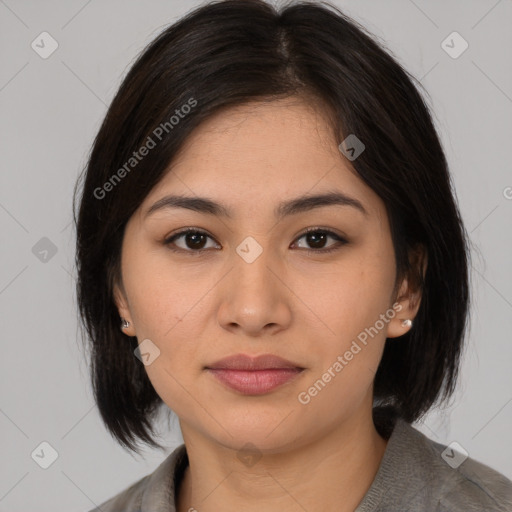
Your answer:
[205,354,305,395]
[206,353,304,371]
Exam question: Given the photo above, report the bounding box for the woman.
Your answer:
[74,1,512,511]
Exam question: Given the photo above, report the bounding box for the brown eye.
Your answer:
[164,229,219,252]
[164,227,347,255]
[293,229,347,253]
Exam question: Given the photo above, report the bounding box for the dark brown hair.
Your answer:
[74,0,471,454]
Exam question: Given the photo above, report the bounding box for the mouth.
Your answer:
[205,353,305,395]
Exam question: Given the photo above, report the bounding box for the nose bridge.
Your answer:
[216,233,292,334]
[232,234,277,295]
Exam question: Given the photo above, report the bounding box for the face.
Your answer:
[114,97,416,454]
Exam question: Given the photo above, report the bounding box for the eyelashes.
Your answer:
[163,227,348,256]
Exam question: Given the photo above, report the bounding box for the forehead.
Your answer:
[139,98,386,222]
[171,97,339,171]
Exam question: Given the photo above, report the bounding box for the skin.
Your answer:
[114,96,424,512]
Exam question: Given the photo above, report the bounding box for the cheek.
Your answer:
[123,245,208,336]
[123,256,209,412]
[312,253,395,345]
[122,249,221,388]
[300,243,395,400]
[295,263,393,417]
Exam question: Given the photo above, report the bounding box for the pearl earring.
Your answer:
[121,318,130,329]
[401,319,412,328]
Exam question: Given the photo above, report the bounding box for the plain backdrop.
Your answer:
[0,0,511,510]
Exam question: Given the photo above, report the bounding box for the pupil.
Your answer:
[187,233,206,249]
[308,232,325,248]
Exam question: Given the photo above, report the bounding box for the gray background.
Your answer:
[1,0,511,510]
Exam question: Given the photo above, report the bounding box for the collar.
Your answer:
[138,418,428,512]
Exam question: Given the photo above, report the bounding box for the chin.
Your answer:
[195,408,308,454]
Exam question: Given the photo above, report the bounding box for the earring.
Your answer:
[401,319,412,328]
[121,318,130,329]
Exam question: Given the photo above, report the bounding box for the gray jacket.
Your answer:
[89,419,512,511]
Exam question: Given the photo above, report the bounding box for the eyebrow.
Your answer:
[145,191,368,220]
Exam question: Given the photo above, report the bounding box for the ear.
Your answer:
[386,245,427,339]
[113,280,136,337]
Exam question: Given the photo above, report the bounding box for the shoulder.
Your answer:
[400,421,512,511]
[428,435,512,511]
[87,444,188,512]
[88,473,149,512]
[358,419,512,512]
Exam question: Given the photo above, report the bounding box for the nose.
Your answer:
[216,242,293,338]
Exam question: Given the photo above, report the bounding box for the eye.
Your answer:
[292,228,348,254]
[164,228,219,253]
[163,227,347,254]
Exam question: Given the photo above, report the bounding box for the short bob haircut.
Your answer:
[74,0,471,454]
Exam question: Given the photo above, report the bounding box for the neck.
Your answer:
[176,407,388,512]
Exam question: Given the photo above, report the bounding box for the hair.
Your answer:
[73,0,471,454]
